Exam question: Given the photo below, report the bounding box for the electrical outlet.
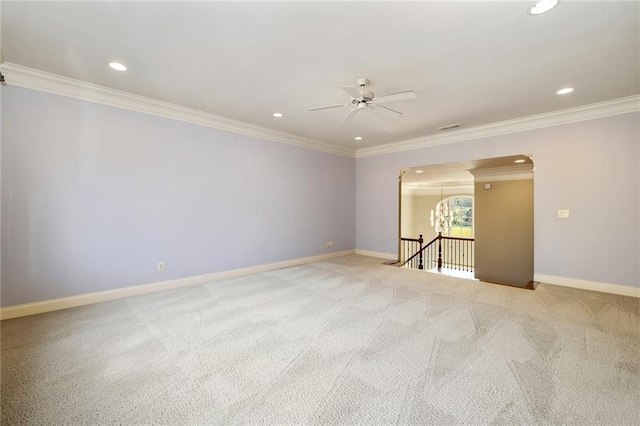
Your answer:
[326,241,334,248]
[157,261,165,272]
[557,210,570,219]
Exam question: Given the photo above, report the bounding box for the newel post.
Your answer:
[418,235,424,270]
[437,232,443,271]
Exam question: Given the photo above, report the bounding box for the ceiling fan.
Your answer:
[309,78,417,124]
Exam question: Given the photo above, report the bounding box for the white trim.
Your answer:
[3,63,639,160]
[469,165,534,182]
[0,250,355,320]
[535,274,640,298]
[402,185,474,196]
[356,95,640,158]
[355,249,398,260]
[0,62,355,158]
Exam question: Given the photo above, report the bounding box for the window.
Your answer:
[431,195,473,237]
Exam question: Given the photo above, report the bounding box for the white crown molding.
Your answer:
[407,188,473,196]
[0,62,356,158]
[0,249,356,320]
[535,274,640,298]
[401,187,418,196]
[4,62,638,160]
[356,95,640,158]
[469,165,534,182]
[402,185,474,196]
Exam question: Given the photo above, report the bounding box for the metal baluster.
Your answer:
[453,239,456,270]
[455,239,457,270]
[464,240,467,271]
[467,240,470,272]
[437,233,442,271]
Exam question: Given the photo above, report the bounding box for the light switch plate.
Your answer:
[557,209,570,219]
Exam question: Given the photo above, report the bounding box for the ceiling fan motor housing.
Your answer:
[356,78,374,100]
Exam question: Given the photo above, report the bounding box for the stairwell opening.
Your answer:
[398,154,535,289]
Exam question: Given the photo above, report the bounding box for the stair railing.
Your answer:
[400,235,424,269]
[401,233,475,272]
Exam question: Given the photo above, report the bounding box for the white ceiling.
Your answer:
[2,1,638,150]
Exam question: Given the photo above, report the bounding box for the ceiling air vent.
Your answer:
[437,123,462,131]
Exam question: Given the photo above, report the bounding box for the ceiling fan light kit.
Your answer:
[528,0,559,15]
[309,77,417,124]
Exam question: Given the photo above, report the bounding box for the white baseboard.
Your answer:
[354,249,398,260]
[534,274,640,298]
[0,250,355,320]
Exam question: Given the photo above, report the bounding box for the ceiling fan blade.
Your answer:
[341,85,364,100]
[376,104,403,116]
[309,103,349,112]
[340,107,360,124]
[374,91,417,104]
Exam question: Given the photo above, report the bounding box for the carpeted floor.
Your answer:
[2,255,639,424]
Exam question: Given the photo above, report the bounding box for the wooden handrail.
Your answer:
[400,237,422,243]
[441,236,475,242]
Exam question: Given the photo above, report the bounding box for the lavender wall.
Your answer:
[1,87,355,307]
[356,112,639,289]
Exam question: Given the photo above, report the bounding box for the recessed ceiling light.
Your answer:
[108,62,127,71]
[272,112,284,118]
[556,87,574,95]
[528,0,559,15]
[515,159,526,163]
[354,136,363,140]
[415,170,424,173]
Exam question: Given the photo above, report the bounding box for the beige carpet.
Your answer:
[2,255,639,424]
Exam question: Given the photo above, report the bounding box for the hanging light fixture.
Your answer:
[430,182,452,235]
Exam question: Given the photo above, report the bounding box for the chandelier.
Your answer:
[430,183,452,235]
